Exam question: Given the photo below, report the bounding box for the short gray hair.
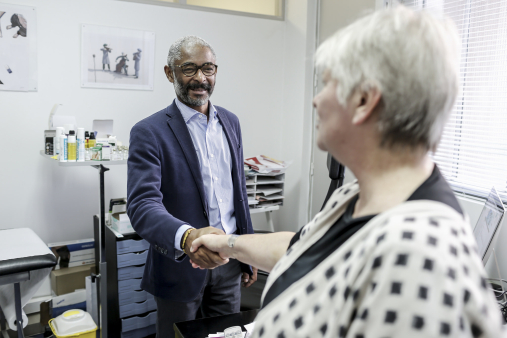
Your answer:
[167,36,216,69]
[316,5,460,151]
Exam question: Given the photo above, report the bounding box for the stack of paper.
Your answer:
[248,197,259,205]
[256,194,284,201]
[256,187,282,196]
[244,155,292,174]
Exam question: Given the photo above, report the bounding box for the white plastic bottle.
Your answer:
[77,128,85,162]
[67,130,77,162]
[55,127,64,156]
[60,134,68,162]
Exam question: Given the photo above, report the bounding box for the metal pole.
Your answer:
[14,283,24,338]
[91,164,110,336]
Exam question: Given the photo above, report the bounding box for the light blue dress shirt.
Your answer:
[174,99,237,257]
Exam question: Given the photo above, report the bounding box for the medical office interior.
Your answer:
[1,0,507,337]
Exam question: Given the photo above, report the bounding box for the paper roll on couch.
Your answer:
[0,228,56,336]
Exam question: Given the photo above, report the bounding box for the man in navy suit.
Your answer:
[127,36,256,337]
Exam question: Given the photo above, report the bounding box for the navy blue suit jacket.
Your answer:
[127,100,254,301]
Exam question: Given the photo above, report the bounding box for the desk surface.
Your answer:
[174,309,259,338]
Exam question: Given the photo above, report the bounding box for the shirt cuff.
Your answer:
[174,224,194,258]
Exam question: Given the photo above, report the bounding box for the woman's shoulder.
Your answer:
[364,199,476,263]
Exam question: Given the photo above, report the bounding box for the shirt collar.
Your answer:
[175,98,217,124]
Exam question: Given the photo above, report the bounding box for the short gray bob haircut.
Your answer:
[167,36,216,69]
[316,5,460,151]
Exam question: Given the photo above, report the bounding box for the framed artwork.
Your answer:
[81,24,155,90]
[0,3,37,91]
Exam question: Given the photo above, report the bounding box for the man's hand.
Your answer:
[184,227,228,269]
[189,234,231,269]
[242,267,257,288]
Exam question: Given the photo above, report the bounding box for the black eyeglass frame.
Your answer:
[174,62,218,77]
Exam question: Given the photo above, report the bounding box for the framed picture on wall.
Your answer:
[0,3,37,91]
[81,24,155,90]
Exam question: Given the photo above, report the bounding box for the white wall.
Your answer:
[0,0,314,242]
[309,0,376,218]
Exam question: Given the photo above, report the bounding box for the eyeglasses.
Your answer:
[174,62,218,77]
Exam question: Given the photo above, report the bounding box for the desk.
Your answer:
[174,310,258,338]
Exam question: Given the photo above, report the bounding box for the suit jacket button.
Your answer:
[239,199,243,202]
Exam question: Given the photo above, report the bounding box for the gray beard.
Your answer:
[173,76,213,107]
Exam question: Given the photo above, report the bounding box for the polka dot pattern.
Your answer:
[251,182,505,338]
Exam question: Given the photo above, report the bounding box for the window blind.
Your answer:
[400,0,507,201]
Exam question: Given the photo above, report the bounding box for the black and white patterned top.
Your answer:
[251,181,506,338]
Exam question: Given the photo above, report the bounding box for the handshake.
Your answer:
[182,226,257,287]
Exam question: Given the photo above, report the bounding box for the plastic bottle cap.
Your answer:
[69,130,75,135]
[90,133,96,139]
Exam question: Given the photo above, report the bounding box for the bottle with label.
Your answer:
[108,135,117,151]
[67,130,77,162]
[89,132,96,148]
[85,131,90,149]
[77,128,85,162]
[60,134,68,162]
[55,127,64,156]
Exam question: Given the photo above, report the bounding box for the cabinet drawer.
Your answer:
[119,298,156,318]
[118,265,145,281]
[121,311,157,333]
[117,250,148,268]
[118,278,142,294]
[119,290,153,306]
[117,239,150,255]
[121,324,156,338]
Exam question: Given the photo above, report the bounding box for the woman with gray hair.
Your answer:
[190,6,505,338]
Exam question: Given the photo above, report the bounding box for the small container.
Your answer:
[49,309,97,338]
[85,131,90,149]
[91,146,102,161]
[124,146,129,160]
[67,130,76,162]
[102,144,111,161]
[117,146,124,160]
[77,128,85,162]
[55,127,64,155]
[60,134,68,162]
[85,148,91,161]
[88,132,96,148]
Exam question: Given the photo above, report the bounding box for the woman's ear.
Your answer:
[352,83,381,125]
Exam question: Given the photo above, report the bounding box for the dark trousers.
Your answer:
[155,259,242,338]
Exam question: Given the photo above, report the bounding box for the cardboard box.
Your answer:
[48,239,95,270]
[112,212,134,234]
[51,265,95,296]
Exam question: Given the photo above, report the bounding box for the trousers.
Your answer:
[155,259,242,338]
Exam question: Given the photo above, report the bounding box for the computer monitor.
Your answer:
[473,187,505,265]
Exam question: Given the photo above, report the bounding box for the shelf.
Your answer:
[256,178,284,185]
[249,205,280,214]
[40,150,127,166]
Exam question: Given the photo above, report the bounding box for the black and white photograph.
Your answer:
[0,2,37,91]
[81,24,155,90]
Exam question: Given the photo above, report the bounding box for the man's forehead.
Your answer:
[178,45,215,64]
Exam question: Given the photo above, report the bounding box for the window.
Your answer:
[121,0,284,20]
[401,0,507,201]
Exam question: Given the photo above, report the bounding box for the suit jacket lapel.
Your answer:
[166,102,208,213]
